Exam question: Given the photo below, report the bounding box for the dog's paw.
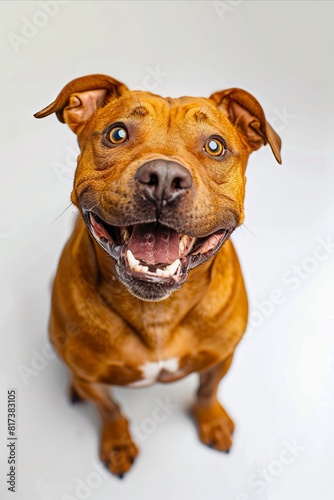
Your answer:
[191,401,234,452]
[100,417,138,477]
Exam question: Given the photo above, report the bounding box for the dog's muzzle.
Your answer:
[82,159,235,300]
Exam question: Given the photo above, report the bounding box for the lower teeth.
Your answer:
[126,250,180,278]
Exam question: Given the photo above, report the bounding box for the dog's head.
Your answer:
[35,74,281,301]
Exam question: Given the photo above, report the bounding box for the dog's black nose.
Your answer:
[135,160,193,205]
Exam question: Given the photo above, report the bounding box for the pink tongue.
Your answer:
[127,223,180,265]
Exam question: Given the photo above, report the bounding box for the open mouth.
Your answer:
[83,211,234,298]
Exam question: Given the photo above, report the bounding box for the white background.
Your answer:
[1,1,334,499]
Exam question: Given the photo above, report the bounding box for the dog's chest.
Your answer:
[127,357,181,387]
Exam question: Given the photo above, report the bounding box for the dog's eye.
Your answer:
[107,126,128,144]
[204,138,225,157]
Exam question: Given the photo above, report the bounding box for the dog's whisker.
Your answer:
[239,223,260,241]
[47,202,73,227]
[136,92,142,107]
[86,202,99,213]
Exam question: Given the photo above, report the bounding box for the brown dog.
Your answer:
[34,74,281,477]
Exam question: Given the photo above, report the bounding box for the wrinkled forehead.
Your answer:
[98,91,229,129]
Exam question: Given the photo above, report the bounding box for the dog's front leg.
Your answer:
[70,376,138,477]
[191,355,234,452]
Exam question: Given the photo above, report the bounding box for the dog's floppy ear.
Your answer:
[34,74,128,134]
[210,88,282,164]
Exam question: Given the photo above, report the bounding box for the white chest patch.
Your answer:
[128,357,180,388]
